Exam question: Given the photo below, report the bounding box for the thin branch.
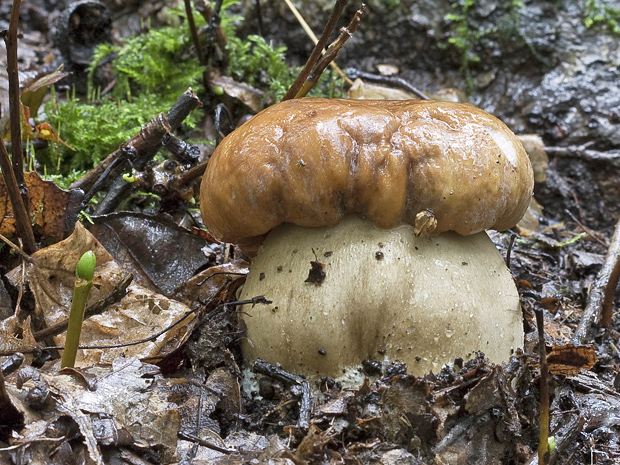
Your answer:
[571,217,620,343]
[71,88,200,195]
[545,145,620,166]
[281,0,350,101]
[564,209,608,248]
[177,431,237,454]
[0,143,37,254]
[0,231,33,262]
[0,295,269,357]
[345,67,430,100]
[295,4,365,98]
[184,0,206,66]
[0,0,37,254]
[5,0,24,186]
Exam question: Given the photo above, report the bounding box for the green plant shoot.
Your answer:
[61,251,96,368]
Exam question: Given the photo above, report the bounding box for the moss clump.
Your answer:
[226,34,344,102]
[43,9,207,175]
[43,1,343,176]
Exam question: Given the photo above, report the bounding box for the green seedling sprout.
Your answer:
[61,251,96,368]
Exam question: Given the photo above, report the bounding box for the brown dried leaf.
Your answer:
[205,367,241,425]
[175,261,248,306]
[210,75,265,112]
[26,222,196,365]
[547,344,597,376]
[88,212,212,297]
[517,134,548,183]
[21,67,70,116]
[28,358,179,463]
[0,171,81,243]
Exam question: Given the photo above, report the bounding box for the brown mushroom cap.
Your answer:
[200,98,534,254]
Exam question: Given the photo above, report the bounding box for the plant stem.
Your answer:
[61,251,96,368]
[535,307,550,465]
[5,0,24,184]
[60,278,93,368]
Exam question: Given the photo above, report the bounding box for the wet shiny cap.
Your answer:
[200,98,534,255]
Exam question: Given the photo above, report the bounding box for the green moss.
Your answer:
[583,0,620,34]
[226,34,344,102]
[43,8,207,175]
[227,35,295,101]
[43,0,342,176]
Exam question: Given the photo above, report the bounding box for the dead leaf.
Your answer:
[210,75,265,112]
[21,67,70,117]
[547,344,597,376]
[175,261,248,306]
[24,222,196,365]
[0,171,82,243]
[4,357,179,464]
[88,212,211,297]
[35,122,75,150]
[517,134,548,183]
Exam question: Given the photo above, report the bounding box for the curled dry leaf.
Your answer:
[0,171,82,243]
[25,222,196,365]
[210,75,265,112]
[517,134,549,183]
[175,261,248,306]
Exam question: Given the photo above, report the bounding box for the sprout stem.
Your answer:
[61,251,96,368]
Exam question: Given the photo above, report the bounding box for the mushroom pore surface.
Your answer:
[238,215,523,378]
[200,98,534,255]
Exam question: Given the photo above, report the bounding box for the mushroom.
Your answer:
[200,98,534,379]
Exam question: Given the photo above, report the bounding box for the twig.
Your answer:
[177,431,237,454]
[4,0,24,187]
[571,218,620,343]
[0,146,37,254]
[0,232,33,262]
[0,0,37,255]
[526,415,586,465]
[345,67,430,100]
[564,209,608,248]
[544,145,620,166]
[281,0,350,101]
[294,4,365,99]
[71,88,201,195]
[253,358,304,385]
[282,0,353,87]
[535,307,550,465]
[297,381,313,430]
[505,232,516,270]
[194,0,228,56]
[0,296,269,356]
[254,0,264,36]
[184,0,206,66]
